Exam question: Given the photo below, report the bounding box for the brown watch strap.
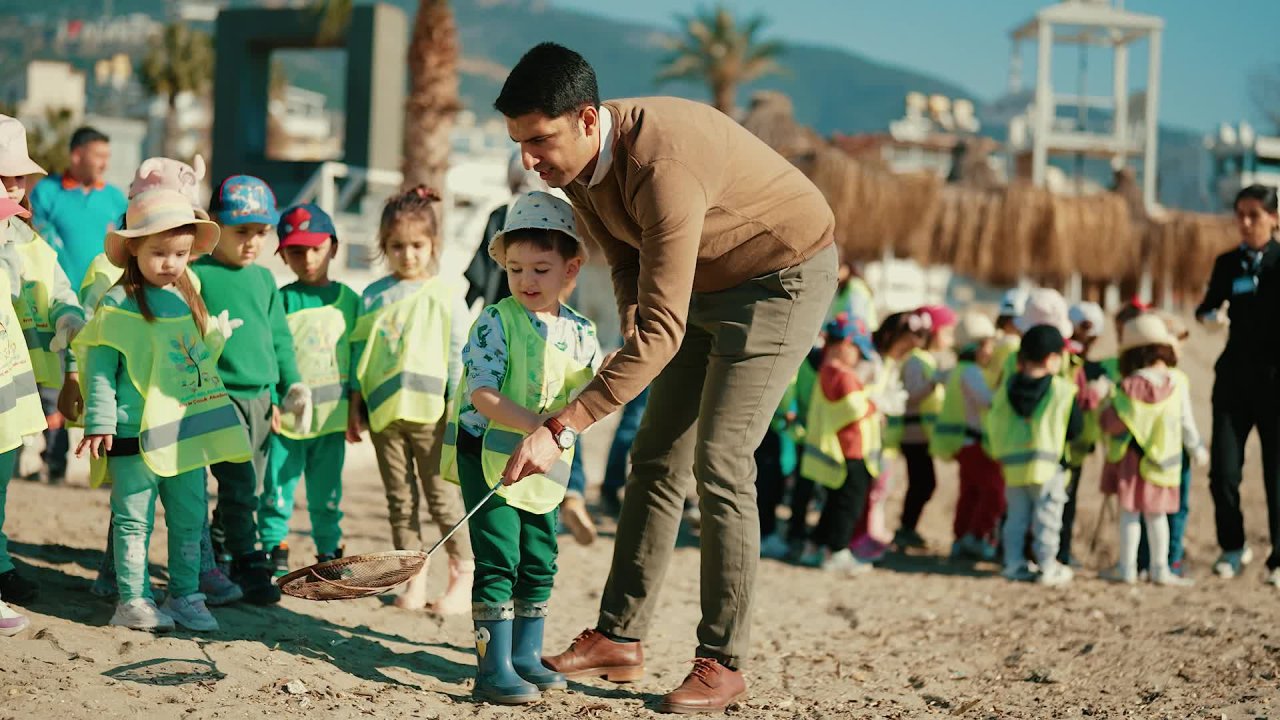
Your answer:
[543,416,566,438]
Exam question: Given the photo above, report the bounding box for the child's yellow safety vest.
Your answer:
[1105,369,1187,489]
[983,375,1076,488]
[799,373,881,490]
[904,348,943,441]
[0,269,48,453]
[279,285,358,440]
[441,297,595,515]
[352,278,455,433]
[72,304,252,484]
[929,360,985,461]
[12,237,63,388]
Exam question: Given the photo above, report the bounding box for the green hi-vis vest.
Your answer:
[1105,369,1187,488]
[441,297,595,515]
[929,360,984,461]
[904,349,943,440]
[280,286,358,440]
[352,278,455,434]
[78,254,202,312]
[13,238,62,388]
[985,333,1020,390]
[799,374,881,490]
[0,270,49,453]
[72,306,252,482]
[984,375,1077,488]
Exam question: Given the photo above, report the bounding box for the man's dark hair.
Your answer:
[70,126,110,151]
[494,42,599,118]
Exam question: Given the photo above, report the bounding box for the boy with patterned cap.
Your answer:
[257,203,359,574]
[193,175,310,605]
[440,190,600,705]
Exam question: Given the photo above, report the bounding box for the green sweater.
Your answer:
[280,280,360,393]
[192,256,300,400]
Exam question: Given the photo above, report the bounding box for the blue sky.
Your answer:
[550,0,1280,134]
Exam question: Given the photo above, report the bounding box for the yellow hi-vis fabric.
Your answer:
[279,285,359,439]
[983,375,1077,487]
[1105,369,1187,488]
[800,378,880,489]
[0,269,48,453]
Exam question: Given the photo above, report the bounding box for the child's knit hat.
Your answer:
[209,174,279,226]
[129,155,208,219]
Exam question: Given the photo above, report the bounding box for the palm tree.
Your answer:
[314,0,460,194]
[656,6,784,116]
[138,23,214,158]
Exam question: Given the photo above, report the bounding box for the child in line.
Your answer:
[0,197,51,635]
[87,155,242,607]
[194,175,310,606]
[74,189,251,631]
[930,311,1001,562]
[758,375,803,560]
[257,204,359,572]
[1099,314,1207,586]
[440,190,599,704]
[848,311,918,562]
[797,314,881,575]
[784,345,824,560]
[0,115,87,487]
[1151,311,1196,576]
[1057,301,1108,566]
[987,288,1026,390]
[349,186,473,613]
[894,304,956,550]
[985,325,1083,586]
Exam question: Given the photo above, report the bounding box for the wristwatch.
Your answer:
[543,416,577,450]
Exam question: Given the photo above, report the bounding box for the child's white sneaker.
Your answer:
[0,600,29,637]
[1150,568,1194,588]
[1037,561,1074,587]
[1099,565,1138,584]
[1213,546,1253,579]
[110,598,175,632]
[1265,567,1280,588]
[822,549,872,576]
[760,532,791,560]
[1001,564,1037,582]
[161,593,219,632]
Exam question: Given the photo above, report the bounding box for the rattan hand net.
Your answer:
[277,550,428,601]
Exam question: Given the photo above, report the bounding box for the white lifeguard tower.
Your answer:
[1005,0,1165,210]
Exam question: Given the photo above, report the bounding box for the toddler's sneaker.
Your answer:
[893,528,927,550]
[161,593,219,632]
[199,567,244,606]
[1038,561,1074,587]
[1002,564,1037,582]
[760,532,790,560]
[0,599,29,636]
[822,548,872,576]
[316,547,345,564]
[1150,568,1194,588]
[850,535,888,563]
[1212,546,1253,579]
[1265,567,1280,588]
[110,598,175,633]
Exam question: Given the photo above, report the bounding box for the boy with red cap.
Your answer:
[257,204,359,572]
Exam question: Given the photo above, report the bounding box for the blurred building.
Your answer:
[1205,122,1280,210]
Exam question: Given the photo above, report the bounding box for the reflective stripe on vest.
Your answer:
[353,278,453,433]
[799,375,881,489]
[0,266,48,454]
[904,349,942,438]
[983,375,1077,487]
[440,297,594,514]
[1106,369,1185,488]
[71,306,252,479]
[928,360,985,461]
[12,239,62,388]
[280,288,358,439]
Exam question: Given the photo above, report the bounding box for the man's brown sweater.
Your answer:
[562,96,835,424]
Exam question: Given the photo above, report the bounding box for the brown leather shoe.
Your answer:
[657,658,747,714]
[542,628,644,682]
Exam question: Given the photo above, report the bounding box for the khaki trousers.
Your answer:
[371,417,472,561]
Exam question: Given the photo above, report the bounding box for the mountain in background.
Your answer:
[10,0,1214,209]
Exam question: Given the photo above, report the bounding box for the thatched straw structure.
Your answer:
[740,91,1232,300]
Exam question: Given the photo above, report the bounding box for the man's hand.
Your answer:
[502,425,561,486]
[57,372,83,422]
[76,433,113,460]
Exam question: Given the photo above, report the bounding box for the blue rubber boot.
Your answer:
[512,603,567,691]
[473,605,540,705]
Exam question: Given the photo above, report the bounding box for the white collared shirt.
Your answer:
[587,104,616,188]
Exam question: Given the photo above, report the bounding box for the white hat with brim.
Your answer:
[105,188,220,268]
[488,190,588,269]
[1119,314,1177,354]
[1014,288,1074,338]
[955,311,997,351]
[0,115,46,178]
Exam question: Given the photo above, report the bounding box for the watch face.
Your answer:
[558,429,577,449]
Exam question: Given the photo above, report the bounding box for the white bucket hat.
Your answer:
[1068,302,1106,338]
[0,115,46,178]
[955,311,997,351]
[1015,288,1074,338]
[1119,313,1177,354]
[105,189,220,268]
[488,190,588,268]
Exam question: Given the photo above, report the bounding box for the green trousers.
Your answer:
[0,448,19,574]
[457,436,557,607]
[211,391,273,556]
[109,454,205,603]
[258,432,345,555]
